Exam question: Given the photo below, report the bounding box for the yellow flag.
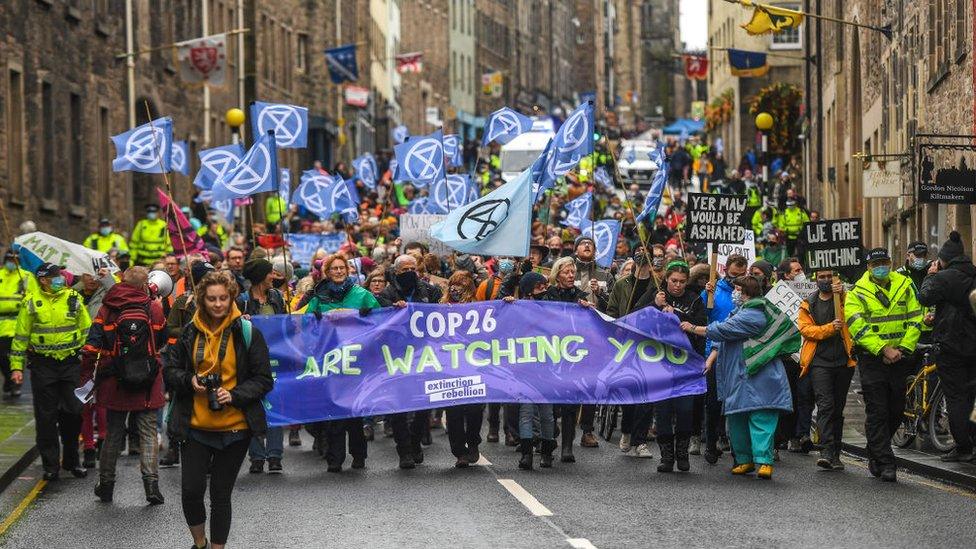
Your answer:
[740,0,804,35]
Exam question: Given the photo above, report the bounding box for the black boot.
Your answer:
[144,479,164,505]
[94,480,114,503]
[657,436,675,473]
[539,440,556,468]
[518,439,534,470]
[675,435,691,472]
[560,424,575,463]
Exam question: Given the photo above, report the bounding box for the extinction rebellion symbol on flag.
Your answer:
[457,199,510,241]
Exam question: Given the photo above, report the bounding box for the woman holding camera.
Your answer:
[163,271,274,549]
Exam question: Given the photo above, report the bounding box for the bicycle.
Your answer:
[892,343,955,452]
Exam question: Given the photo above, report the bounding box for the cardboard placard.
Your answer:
[399,214,452,256]
[709,230,757,277]
[801,218,863,271]
[683,193,750,243]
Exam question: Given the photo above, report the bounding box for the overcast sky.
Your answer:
[681,0,707,51]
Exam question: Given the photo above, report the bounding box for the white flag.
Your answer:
[176,33,227,85]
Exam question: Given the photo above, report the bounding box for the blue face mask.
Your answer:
[146,212,158,221]
[911,258,927,270]
[3,261,15,272]
[99,227,112,236]
[498,259,515,275]
[871,266,890,280]
[50,276,66,291]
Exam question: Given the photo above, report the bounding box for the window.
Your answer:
[40,82,55,201]
[770,3,802,49]
[69,93,83,206]
[297,33,308,72]
[6,68,24,200]
[955,0,966,59]
[97,106,111,213]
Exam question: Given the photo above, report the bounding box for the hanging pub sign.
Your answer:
[916,134,976,205]
[863,160,902,198]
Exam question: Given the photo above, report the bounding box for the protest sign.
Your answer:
[14,232,119,277]
[683,193,750,243]
[255,301,706,424]
[710,230,756,277]
[400,213,451,256]
[801,218,863,271]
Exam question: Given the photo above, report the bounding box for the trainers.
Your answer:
[816,452,833,470]
[940,448,975,462]
[880,468,897,482]
[688,435,702,456]
[288,429,303,446]
[249,460,264,474]
[731,463,755,475]
[267,458,283,474]
[159,447,180,468]
[619,433,632,453]
[757,464,773,480]
[454,457,470,468]
[635,443,654,459]
[717,436,731,452]
[398,455,416,469]
[94,481,114,503]
[704,447,721,465]
[580,432,599,448]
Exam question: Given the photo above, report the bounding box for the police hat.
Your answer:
[3,250,17,262]
[35,262,63,278]
[864,248,891,263]
[908,241,928,256]
[98,218,111,227]
[145,204,160,213]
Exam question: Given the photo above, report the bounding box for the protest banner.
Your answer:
[683,193,750,244]
[400,213,451,256]
[285,233,347,267]
[763,283,803,362]
[710,230,756,277]
[801,218,863,271]
[255,301,706,424]
[14,232,119,276]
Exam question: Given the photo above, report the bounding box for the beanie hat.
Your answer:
[751,259,774,280]
[575,235,595,248]
[939,231,964,263]
[243,259,274,286]
[518,271,548,297]
[190,261,215,284]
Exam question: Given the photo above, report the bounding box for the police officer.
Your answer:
[778,197,810,256]
[896,240,934,349]
[83,218,129,254]
[0,251,36,398]
[845,248,923,482]
[11,263,92,480]
[130,204,172,267]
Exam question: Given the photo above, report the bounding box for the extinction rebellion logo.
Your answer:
[457,199,510,241]
[425,375,486,403]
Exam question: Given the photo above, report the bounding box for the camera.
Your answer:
[199,373,223,411]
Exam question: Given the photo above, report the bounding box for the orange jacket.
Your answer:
[797,295,856,376]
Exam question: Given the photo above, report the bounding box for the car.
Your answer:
[500,129,554,183]
[616,139,660,189]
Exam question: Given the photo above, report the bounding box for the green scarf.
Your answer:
[741,297,801,375]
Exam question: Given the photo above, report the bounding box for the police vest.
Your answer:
[84,232,129,254]
[0,269,32,338]
[844,270,923,355]
[780,207,808,239]
[10,288,91,368]
[131,218,172,265]
[265,196,288,224]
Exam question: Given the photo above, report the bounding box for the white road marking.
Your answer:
[567,539,598,549]
[497,479,553,516]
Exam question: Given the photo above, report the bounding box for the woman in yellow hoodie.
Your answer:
[163,271,274,549]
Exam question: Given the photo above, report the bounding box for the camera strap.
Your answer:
[193,328,234,376]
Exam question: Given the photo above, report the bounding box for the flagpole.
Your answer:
[275,194,292,313]
[722,0,891,37]
[603,140,660,293]
[113,28,252,60]
[202,0,211,147]
[706,46,810,62]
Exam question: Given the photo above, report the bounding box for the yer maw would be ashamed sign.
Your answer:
[684,193,750,243]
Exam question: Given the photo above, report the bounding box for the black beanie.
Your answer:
[939,231,965,263]
[242,259,274,286]
[518,271,548,297]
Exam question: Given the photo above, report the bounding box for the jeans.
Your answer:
[248,426,284,461]
[858,353,908,469]
[446,404,483,458]
[29,355,82,473]
[324,418,367,466]
[487,403,519,435]
[519,404,554,440]
[654,396,695,439]
[99,409,159,483]
[935,351,976,453]
[181,436,250,546]
[727,409,779,465]
[810,366,854,455]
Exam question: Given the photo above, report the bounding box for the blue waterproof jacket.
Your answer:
[706,305,793,415]
[701,277,735,355]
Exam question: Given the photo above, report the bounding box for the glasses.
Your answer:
[328,265,346,272]
[370,278,387,285]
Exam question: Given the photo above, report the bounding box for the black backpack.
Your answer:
[113,304,159,392]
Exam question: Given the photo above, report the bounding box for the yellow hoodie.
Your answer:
[190,304,248,432]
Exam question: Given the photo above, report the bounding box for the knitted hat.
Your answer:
[939,231,964,263]
[518,271,548,297]
[751,259,774,280]
[243,259,274,286]
[575,234,595,248]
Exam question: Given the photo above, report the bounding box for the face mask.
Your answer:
[272,278,286,289]
[911,258,927,270]
[871,266,890,280]
[3,261,15,271]
[732,289,744,306]
[146,212,158,221]
[449,289,464,302]
[634,252,649,266]
[498,259,515,275]
[817,280,833,293]
[652,257,665,269]
[396,270,418,291]
[99,227,112,236]
[793,272,807,282]
[50,276,66,291]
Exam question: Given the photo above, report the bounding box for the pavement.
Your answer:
[1,422,975,548]
[0,382,35,497]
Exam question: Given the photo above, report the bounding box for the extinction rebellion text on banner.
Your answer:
[683,193,750,243]
[253,301,707,425]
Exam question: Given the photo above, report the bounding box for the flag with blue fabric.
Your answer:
[210,130,279,202]
[279,168,291,204]
[594,166,613,190]
[482,107,533,146]
[352,153,378,189]
[394,130,446,188]
[194,143,245,190]
[430,167,533,257]
[111,117,173,173]
[292,170,358,221]
[430,174,475,212]
[636,144,670,223]
[324,44,358,84]
[392,125,410,145]
[535,102,594,198]
[250,101,308,149]
[170,140,190,176]
[578,219,622,268]
[408,197,441,215]
[442,134,463,168]
[561,192,592,229]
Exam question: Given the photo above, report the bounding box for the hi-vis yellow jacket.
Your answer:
[844,270,923,356]
[11,286,92,369]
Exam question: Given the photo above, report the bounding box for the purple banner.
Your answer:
[253,301,706,425]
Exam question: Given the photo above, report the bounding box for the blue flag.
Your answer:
[442,134,463,167]
[624,146,636,164]
[195,190,235,224]
[250,101,308,149]
[279,168,291,204]
[293,170,357,220]
[394,130,446,188]
[430,167,533,257]
[352,153,378,189]
[345,178,361,205]
[194,143,245,190]
[392,125,410,145]
[636,145,669,223]
[111,117,173,173]
[210,131,279,202]
[532,139,557,201]
[430,173,475,212]
[579,219,622,268]
[408,197,441,215]
[170,140,189,176]
[594,166,613,190]
[325,44,358,83]
[561,192,592,229]
[547,101,594,176]
[482,107,533,146]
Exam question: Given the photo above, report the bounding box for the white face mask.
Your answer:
[794,272,807,282]
[732,289,744,306]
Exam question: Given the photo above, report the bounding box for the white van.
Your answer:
[500,129,554,183]
[616,139,659,187]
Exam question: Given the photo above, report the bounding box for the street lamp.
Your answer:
[755,112,774,189]
[226,108,246,145]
